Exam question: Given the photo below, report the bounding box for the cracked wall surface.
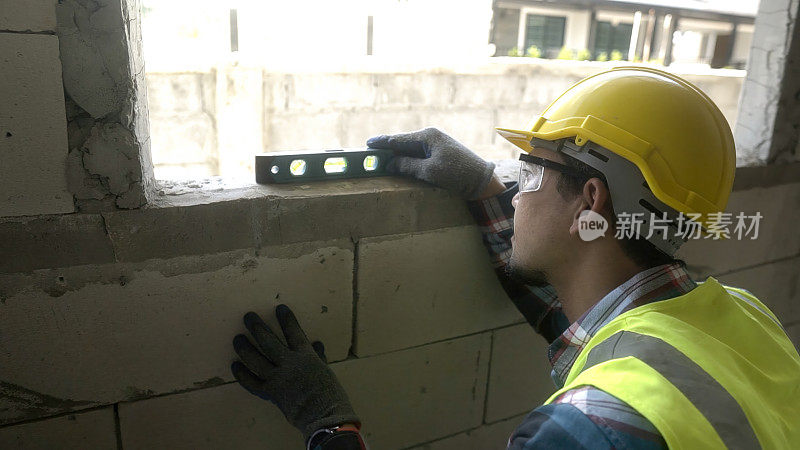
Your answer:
[57,0,156,211]
[735,0,800,165]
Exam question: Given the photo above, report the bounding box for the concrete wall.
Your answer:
[0,1,74,217]
[735,0,800,166]
[1,160,800,449]
[147,60,745,180]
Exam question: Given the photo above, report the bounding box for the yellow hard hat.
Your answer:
[496,66,735,230]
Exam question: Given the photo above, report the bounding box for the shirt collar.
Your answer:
[547,261,697,388]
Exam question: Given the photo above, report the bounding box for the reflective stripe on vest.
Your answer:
[581,330,760,449]
[543,277,800,449]
[724,286,784,330]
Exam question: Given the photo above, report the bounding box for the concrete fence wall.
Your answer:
[2,161,800,449]
[146,60,746,180]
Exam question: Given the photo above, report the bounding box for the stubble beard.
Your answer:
[506,254,550,287]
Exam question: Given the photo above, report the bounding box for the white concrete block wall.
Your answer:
[355,226,522,356]
[119,333,491,449]
[335,333,492,449]
[409,413,527,450]
[0,407,116,449]
[0,241,354,424]
[484,324,553,423]
[675,182,800,277]
[0,0,57,32]
[715,256,800,329]
[0,33,73,216]
[119,383,302,449]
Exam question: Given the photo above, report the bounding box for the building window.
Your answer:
[524,14,565,57]
[593,21,633,59]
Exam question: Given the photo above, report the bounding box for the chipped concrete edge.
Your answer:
[57,0,156,213]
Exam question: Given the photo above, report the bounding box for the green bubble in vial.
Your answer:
[363,155,379,171]
[324,157,347,174]
[290,159,307,176]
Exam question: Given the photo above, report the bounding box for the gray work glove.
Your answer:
[366,127,496,200]
[231,304,360,443]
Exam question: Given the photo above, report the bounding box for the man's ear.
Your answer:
[568,178,612,236]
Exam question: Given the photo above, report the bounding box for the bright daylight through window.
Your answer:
[140,0,757,182]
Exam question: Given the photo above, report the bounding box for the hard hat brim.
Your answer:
[495,128,535,153]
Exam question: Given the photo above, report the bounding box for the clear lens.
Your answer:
[519,161,544,192]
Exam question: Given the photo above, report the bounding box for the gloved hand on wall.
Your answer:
[366,127,497,200]
[231,304,360,443]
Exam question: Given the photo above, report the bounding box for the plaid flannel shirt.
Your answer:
[467,181,699,450]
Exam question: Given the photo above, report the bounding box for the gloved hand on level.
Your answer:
[231,304,360,443]
[366,127,496,200]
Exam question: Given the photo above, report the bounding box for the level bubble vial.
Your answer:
[290,159,307,176]
[363,155,379,171]
[324,157,348,174]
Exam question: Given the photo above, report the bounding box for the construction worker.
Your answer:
[231,66,800,449]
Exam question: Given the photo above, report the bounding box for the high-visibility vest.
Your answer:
[543,277,800,449]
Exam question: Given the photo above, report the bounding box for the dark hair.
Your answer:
[555,154,677,269]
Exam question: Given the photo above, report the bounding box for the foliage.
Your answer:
[557,47,575,60]
[525,45,541,58]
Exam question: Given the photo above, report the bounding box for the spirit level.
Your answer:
[255,148,396,184]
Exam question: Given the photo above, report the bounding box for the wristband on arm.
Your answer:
[307,424,366,450]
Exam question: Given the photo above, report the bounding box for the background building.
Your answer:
[491,0,757,68]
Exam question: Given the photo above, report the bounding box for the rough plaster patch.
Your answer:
[0,245,337,300]
[66,149,106,200]
[0,241,353,424]
[0,380,96,425]
[56,0,155,211]
[82,123,142,194]
[734,0,800,164]
[56,0,126,118]
[0,406,117,449]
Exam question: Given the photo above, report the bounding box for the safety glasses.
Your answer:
[518,153,586,193]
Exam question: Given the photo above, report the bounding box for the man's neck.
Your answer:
[549,251,644,324]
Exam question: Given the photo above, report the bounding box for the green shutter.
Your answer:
[525,14,565,57]
[613,23,633,59]
[592,20,632,59]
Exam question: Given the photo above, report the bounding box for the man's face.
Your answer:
[507,145,577,286]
